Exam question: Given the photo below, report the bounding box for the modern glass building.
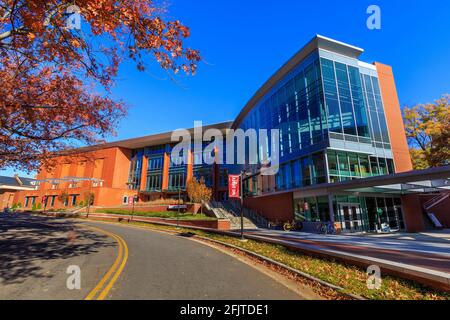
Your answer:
[231,35,415,233]
[17,35,450,233]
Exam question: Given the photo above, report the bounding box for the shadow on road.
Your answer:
[0,214,114,285]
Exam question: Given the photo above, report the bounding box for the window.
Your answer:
[193,166,213,187]
[338,153,350,177]
[348,66,370,138]
[348,154,359,177]
[359,156,370,177]
[370,157,379,175]
[146,173,162,191]
[327,151,338,175]
[168,167,187,191]
[292,160,301,188]
[148,156,164,170]
[71,195,78,206]
[123,196,128,205]
[219,168,228,187]
[335,62,357,136]
[301,157,311,186]
[387,159,395,174]
[312,153,326,184]
[92,181,103,187]
[128,150,143,190]
[321,59,342,134]
[378,158,388,175]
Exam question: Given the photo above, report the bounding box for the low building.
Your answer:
[0,175,37,209]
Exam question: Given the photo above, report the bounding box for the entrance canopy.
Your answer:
[294,166,450,198]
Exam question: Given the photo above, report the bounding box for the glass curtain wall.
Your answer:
[274,151,326,192]
[361,74,391,150]
[128,149,144,189]
[327,151,395,182]
[320,58,371,144]
[239,54,327,166]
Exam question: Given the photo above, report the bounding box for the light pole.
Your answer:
[125,182,138,222]
[130,195,138,222]
[86,179,93,219]
[42,195,47,215]
[177,187,181,229]
[240,171,245,240]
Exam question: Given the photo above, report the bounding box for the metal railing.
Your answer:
[423,193,450,211]
[221,200,270,229]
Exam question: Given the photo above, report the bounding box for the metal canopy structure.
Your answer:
[287,166,450,198]
[36,177,104,184]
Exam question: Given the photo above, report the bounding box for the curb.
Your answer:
[191,234,366,300]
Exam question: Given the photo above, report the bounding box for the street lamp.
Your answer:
[238,166,268,241]
[86,179,93,219]
[130,195,138,222]
[42,195,47,215]
[177,187,181,229]
[240,171,245,241]
[125,182,139,222]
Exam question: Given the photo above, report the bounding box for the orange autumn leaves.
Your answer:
[0,0,200,171]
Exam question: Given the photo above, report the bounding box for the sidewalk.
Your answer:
[348,230,450,244]
[244,229,450,290]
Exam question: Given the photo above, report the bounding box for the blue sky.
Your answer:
[3,0,450,177]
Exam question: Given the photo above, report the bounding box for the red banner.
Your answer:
[228,175,240,199]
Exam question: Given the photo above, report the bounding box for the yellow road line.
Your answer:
[83,225,128,300]
[6,217,129,300]
[97,233,128,300]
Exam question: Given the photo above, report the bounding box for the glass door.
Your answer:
[338,203,362,232]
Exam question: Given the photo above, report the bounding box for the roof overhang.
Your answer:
[253,166,450,199]
[65,121,233,154]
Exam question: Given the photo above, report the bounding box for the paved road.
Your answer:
[246,229,450,274]
[0,214,116,299]
[0,214,310,300]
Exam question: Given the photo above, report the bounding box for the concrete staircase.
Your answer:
[208,201,258,230]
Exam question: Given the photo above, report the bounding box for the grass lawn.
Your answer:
[110,220,449,300]
[94,209,217,220]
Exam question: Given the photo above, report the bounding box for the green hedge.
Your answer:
[94,209,216,220]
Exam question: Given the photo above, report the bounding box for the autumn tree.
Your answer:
[186,177,212,214]
[84,191,95,206]
[0,0,200,171]
[403,94,450,169]
[57,190,69,205]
